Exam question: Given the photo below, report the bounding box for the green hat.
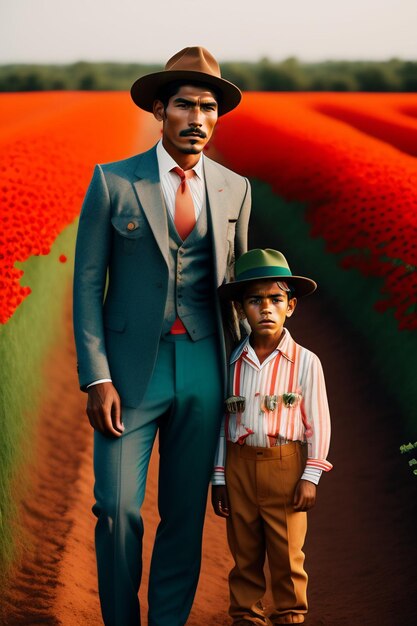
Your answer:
[218,249,317,300]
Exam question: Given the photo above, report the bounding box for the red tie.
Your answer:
[172,166,196,240]
[170,167,196,335]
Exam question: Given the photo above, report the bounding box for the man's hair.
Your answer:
[155,80,222,110]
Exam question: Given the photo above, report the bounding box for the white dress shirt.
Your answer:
[156,139,205,220]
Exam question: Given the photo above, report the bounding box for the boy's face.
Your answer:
[237,279,297,341]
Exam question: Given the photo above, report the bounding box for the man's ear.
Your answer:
[286,297,297,318]
[234,301,246,320]
[153,99,165,122]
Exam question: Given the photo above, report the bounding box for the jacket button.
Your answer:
[127,222,136,231]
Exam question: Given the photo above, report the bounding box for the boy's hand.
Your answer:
[211,485,230,518]
[293,479,316,511]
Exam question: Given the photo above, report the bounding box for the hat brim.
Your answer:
[130,70,242,116]
[218,274,317,300]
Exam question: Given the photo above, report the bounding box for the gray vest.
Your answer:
[162,199,216,340]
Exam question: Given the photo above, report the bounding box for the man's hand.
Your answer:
[212,485,230,518]
[293,479,317,512]
[87,382,124,437]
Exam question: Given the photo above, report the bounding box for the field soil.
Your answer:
[1,291,416,626]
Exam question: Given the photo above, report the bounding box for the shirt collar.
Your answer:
[156,139,204,180]
[230,327,295,364]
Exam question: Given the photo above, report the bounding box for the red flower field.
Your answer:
[2,92,416,328]
[0,92,160,323]
[1,91,417,626]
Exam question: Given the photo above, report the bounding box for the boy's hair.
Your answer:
[155,80,222,110]
[276,281,296,300]
[236,280,296,303]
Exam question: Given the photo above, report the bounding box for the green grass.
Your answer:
[0,219,78,577]
[250,179,417,433]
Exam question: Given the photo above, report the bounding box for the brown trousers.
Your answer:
[225,441,308,623]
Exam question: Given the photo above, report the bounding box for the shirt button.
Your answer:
[127,222,136,231]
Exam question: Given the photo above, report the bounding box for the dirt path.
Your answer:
[1,291,416,626]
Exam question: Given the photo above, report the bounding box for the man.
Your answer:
[73,46,251,626]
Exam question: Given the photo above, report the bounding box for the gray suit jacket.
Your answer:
[73,144,251,408]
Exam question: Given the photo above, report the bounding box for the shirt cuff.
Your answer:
[301,466,322,485]
[87,378,112,388]
[305,458,333,472]
[211,467,226,486]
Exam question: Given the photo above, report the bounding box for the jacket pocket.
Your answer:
[111,215,143,255]
[111,216,143,238]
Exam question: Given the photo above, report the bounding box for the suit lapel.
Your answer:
[132,149,230,277]
[133,145,169,267]
[204,156,229,286]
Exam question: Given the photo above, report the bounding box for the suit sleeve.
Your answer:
[235,177,251,259]
[73,165,112,391]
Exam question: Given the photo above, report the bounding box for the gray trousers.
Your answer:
[92,333,223,626]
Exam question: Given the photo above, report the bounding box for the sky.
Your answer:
[0,0,416,64]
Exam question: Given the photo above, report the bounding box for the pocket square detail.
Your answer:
[262,392,303,412]
[281,392,302,408]
[225,395,246,414]
[263,395,279,411]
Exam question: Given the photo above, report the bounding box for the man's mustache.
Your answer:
[180,128,207,139]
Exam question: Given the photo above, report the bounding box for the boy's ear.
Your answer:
[234,301,246,320]
[286,297,297,318]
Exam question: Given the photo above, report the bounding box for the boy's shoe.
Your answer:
[234,618,272,626]
[270,613,305,624]
[233,601,273,625]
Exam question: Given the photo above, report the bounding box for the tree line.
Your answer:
[1,58,416,92]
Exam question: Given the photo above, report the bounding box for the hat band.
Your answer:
[237,266,292,281]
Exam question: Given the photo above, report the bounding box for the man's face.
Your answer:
[153,85,218,157]
[238,280,297,341]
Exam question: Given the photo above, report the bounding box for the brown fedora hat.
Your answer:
[130,46,241,116]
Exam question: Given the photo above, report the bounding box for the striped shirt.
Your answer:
[212,328,333,486]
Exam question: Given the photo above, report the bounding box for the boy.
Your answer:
[212,249,332,626]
